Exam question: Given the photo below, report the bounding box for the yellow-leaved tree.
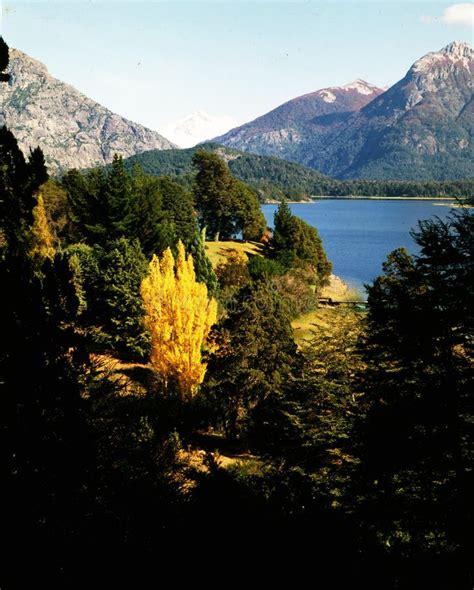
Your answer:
[141,241,218,399]
[30,194,55,262]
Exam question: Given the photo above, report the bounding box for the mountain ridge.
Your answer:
[0,48,176,172]
[212,41,474,181]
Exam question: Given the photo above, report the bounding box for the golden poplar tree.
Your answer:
[30,194,55,262]
[141,241,218,399]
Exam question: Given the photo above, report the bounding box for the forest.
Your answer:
[0,39,473,587]
[121,143,474,202]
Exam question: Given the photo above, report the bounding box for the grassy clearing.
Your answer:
[205,240,264,268]
[292,306,365,346]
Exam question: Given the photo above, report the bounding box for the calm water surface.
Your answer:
[262,199,456,293]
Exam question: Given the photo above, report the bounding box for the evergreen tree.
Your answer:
[269,200,332,287]
[130,165,164,256]
[63,157,135,247]
[100,154,135,242]
[96,238,150,357]
[158,176,197,246]
[28,146,49,191]
[233,179,266,241]
[193,150,238,240]
[62,167,106,244]
[204,284,300,438]
[0,36,10,82]
[357,209,474,586]
[66,239,149,358]
[0,127,43,255]
[0,125,90,582]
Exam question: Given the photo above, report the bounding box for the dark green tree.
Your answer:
[269,200,332,287]
[67,238,149,358]
[63,156,135,247]
[0,127,42,255]
[0,126,90,582]
[158,176,197,246]
[357,209,473,586]
[233,179,266,241]
[130,165,164,256]
[192,150,265,241]
[0,36,10,82]
[193,149,238,240]
[204,284,300,438]
[62,167,106,244]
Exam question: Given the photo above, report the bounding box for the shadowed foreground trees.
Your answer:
[1,42,473,583]
[356,209,474,587]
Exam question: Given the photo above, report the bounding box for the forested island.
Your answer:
[1,38,473,587]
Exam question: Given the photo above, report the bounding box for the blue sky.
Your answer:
[1,1,472,136]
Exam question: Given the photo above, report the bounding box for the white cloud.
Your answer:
[440,3,473,27]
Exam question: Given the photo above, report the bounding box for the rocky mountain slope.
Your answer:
[0,48,176,172]
[213,42,474,181]
[212,80,383,165]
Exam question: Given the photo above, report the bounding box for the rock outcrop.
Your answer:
[0,48,176,173]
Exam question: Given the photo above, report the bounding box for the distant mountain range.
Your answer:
[212,42,474,181]
[0,49,176,172]
[1,42,472,184]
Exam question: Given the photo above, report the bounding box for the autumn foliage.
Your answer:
[141,241,217,398]
[30,193,56,262]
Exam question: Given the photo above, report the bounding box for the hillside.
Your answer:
[212,80,383,166]
[0,48,176,173]
[122,143,474,201]
[121,143,333,201]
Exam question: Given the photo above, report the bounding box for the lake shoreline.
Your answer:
[311,196,459,201]
[264,196,460,204]
[262,199,456,291]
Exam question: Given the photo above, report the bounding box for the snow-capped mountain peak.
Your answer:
[412,40,473,73]
[162,111,240,148]
[340,79,379,95]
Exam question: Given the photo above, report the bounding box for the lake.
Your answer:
[262,199,457,294]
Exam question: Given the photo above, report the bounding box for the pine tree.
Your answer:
[205,284,300,438]
[141,241,217,399]
[357,210,474,585]
[0,127,48,256]
[269,200,331,286]
[28,147,49,192]
[101,154,134,241]
[98,238,150,357]
[158,176,197,246]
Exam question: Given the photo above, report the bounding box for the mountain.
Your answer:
[212,80,383,166]
[212,42,474,181]
[162,111,239,148]
[0,48,176,173]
